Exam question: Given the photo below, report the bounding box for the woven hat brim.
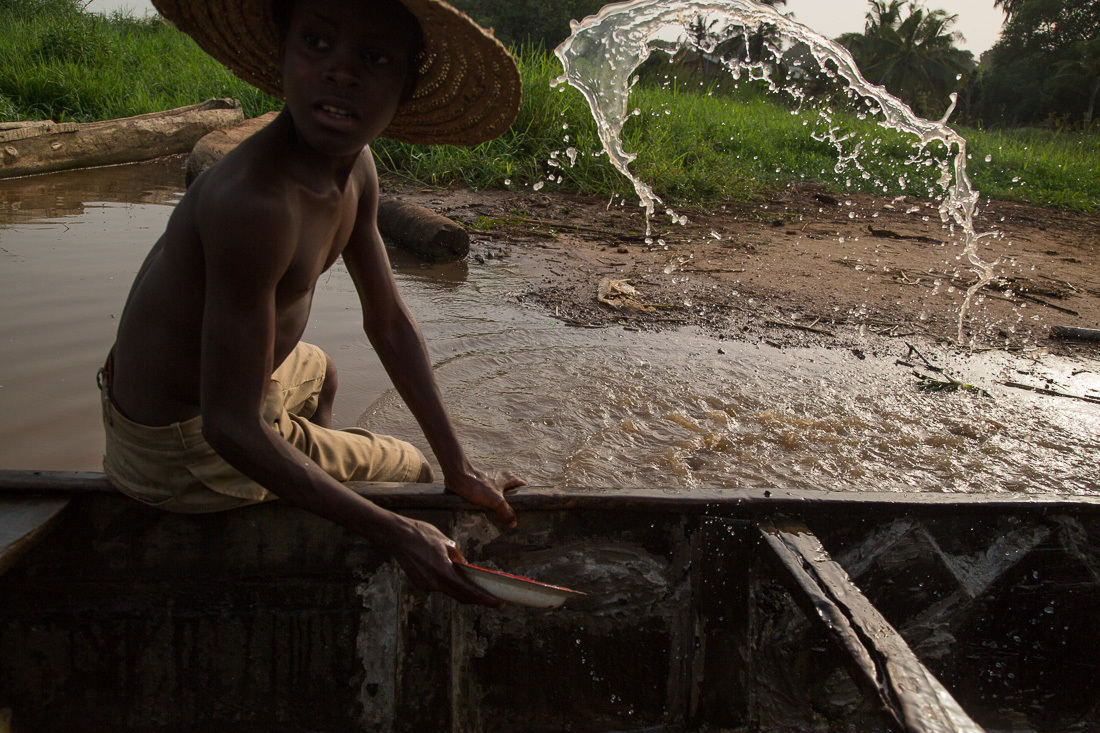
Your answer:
[151,0,522,146]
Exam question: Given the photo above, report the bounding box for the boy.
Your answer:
[98,0,525,606]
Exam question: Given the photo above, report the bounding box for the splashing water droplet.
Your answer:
[553,0,995,344]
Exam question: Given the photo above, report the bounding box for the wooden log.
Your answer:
[757,519,985,733]
[1051,325,1100,341]
[185,111,279,186]
[0,497,71,577]
[0,99,244,180]
[377,197,470,262]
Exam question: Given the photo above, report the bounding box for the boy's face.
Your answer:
[281,0,420,157]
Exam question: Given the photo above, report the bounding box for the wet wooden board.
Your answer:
[2,470,1097,517]
[757,519,984,733]
[0,497,71,577]
[0,470,116,494]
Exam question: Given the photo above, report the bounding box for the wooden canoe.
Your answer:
[0,99,244,180]
[1,469,1098,732]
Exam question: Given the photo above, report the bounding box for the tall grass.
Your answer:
[374,49,1100,213]
[1,1,1097,213]
[0,0,279,121]
[373,51,937,204]
[964,127,1100,211]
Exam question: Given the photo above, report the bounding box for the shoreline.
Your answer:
[382,178,1100,362]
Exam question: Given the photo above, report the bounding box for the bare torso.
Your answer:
[100,0,522,609]
[110,112,365,426]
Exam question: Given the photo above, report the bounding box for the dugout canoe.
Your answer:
[0,99,244,180]
[1,469,1099,732]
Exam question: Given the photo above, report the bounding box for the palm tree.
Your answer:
[993,0,1025,20]
[837,0,975,116]
[679,0,789,83]
[1055,38,1100,130]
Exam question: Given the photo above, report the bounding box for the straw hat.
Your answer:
[151,0,522,146]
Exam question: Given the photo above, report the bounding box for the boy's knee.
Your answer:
[414,448,433,483]
[320,352,338,395]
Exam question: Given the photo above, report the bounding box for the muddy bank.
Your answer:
[383,179,1100,359]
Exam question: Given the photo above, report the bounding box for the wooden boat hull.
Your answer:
[1,471,1098,732]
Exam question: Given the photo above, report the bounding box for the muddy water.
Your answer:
[1,161,1097,494]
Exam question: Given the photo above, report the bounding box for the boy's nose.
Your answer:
[324,68,360,88]
[323,56,361,88]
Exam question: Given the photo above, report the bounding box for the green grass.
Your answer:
[963,127,1100,211]
[379,50,1100,214]
[2,1,1097,214]
[0,0,279,121]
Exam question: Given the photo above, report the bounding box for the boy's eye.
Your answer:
[303,34,330,51]
[365,51,392,65]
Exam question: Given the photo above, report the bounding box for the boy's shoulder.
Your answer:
[182,140,303,260]
[191,152,292,234]
[206,114,378,198]
[195,126,365,215]
[184,119,379,255]
[199,118,297,196]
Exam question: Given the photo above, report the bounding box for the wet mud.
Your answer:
[384,180,1100,358]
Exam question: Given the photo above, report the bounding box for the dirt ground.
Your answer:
[385,179,1100,359]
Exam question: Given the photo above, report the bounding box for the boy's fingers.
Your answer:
[496,473,522,526]
[501,471,526,493]
[445,539,465,564]
[447,549,506,608]
[493,493,517,527]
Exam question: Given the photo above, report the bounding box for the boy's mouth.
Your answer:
[316,102,358,121]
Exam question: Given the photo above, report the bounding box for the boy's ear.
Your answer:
[400,78,417,105]
[399,62,420,104]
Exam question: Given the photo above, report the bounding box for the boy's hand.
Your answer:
[445,467,525,528]
[386,517,505,607]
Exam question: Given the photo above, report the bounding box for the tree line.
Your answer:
[449,0,1098,132]
[835,0,1099,130]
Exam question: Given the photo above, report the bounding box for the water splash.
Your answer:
[552,0,995,345]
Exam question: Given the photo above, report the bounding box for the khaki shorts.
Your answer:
[100,342,424,513]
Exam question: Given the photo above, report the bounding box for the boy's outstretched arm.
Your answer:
[344,160,524,527]
[193,178,503,607]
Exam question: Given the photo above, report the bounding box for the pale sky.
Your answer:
[784,0,1005,55]
[86,0,1007,55]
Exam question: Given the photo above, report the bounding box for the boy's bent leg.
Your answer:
[268,342,430,483]
[416,455,434,483]
[310,352,338,428]
[275,413,428,483]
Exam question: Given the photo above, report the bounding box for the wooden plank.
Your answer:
[0,470,116,493]
[757,519,984,733]
[1050,325,1100,341]
[0,497,71,576]
[1,470,1099,515]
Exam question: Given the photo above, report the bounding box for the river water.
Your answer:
[0,160,1097,494]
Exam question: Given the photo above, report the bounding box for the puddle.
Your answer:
[0,161,1096,494]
